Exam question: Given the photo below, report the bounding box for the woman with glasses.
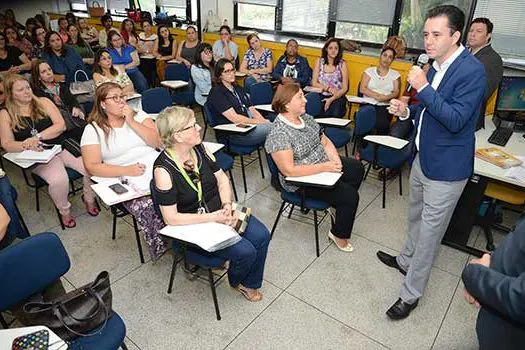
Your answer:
[42,31,90,85]
[239,33,273,90]
[107,30,148,93]
[311,38,349,117]
[93,49,135,97]
[81,82,167,260]
[0,73,98,229]
[30,25,47,60]
[212,25,238,62]
[152,106,270,302]
[176,26,200,68]
[191,43,214,106]
[0,31,31,73]
[208,59,271,146]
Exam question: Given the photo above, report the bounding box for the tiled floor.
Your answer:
[2,111,502,350]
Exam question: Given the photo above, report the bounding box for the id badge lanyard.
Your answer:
[231,87,253,118]
[167,148,206,214]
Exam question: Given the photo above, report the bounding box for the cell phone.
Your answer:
[12,329,49,350]
[41,143,54,150]
[108,183,129,195]
[236,123,251,129]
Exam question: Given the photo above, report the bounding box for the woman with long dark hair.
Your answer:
[67,24,94,65]
[92,49,135,96]
[0,31,31,73]
[152,25,177,82]
[4,25,32,57]
[311,38,349,117]
[191,43,214,106]
[30,25,47,59]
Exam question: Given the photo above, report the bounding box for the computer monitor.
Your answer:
[494,75,525,130]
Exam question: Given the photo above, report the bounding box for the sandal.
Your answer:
[82,195,99,217]
[234,286,263,302]
[61,215,77,228]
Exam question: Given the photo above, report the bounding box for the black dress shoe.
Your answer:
[376,251,407,276]
[386,298,419,320]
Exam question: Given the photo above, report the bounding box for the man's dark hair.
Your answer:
[426,5,465,45]
[471,17,493,35]
[101,14,112,26]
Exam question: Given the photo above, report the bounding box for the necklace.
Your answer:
[28,118,38,137]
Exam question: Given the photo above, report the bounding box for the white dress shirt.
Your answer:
[401,45,465,150]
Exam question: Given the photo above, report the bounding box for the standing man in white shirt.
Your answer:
[376,5,486,320]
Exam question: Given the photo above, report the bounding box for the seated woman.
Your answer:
[208,59,271,146]
[311,38,349,117]
[77,18,99,49]
[0,74,98,228]
[191,43,214,106]
[57,17,69,44]
[137,20,157,87]
[359,47,401,135]
[30,25,47,60]
[107,30,148,93]
[239,33,273,90]
[0,31,31,74]
[212,25,238,63]
[4,25,32,57]
[67,24,94,66]
[120,19,139,48]
[42,31,90,85]
[31,60,87,135]
[152,25,177,82]
[153,106,270,301]
[0,171,30,250]
[265,83,364,252]
[175,26,199,68]
[80,82,167,260]
[93,49,135,96]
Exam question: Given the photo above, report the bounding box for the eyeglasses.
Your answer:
[203,49,212,55]
[177,122,199,133]
[223,68,235,74]
[220,32,229,36]
[104,95,126,103]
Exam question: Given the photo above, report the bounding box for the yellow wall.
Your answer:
[50,13,497,115]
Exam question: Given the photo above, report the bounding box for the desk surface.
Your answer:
[0,325,68,349]
[316,118,352,127]
[214,124,256,133]
[475,116,525,187]
[254,104,274,113]
[364,135,409,150]
[3,152,37,169]
[161,80,189,89]
[286,172,342,188]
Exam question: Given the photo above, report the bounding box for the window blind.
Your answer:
[282,0,330,35]
[474,0,525,57]
[157,0,186,7]
[235,0,278,7]
[335,0,396,26]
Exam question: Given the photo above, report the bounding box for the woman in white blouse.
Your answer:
[359,47,401,135]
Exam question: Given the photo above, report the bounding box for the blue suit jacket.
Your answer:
[462,215,525,349]
[408,48,486,181]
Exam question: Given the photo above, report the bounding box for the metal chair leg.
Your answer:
[240,155,247,193]
[111,207,117,240]
[14,202,30,236]
[228,169,238,202]
[55,207,65,230]
[287,204,295,219]
[208,269,221,320]
[314,210,320,257]
[35,186,40,212]
[167,254,179,293]
[344,144,349,157]
[399,168,403,196]
[382,168,386,209]
[0,313,9,329]
[132,216,145,264]
[270,201,287,239]
[120,342,129,350]
[257,148,265,179]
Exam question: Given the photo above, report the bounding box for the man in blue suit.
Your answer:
[462,215,525,349]
[376,5,486,320]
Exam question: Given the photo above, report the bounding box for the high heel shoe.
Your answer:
[61,214,77,228]
[82,195,99,217]
[328,231,354,252]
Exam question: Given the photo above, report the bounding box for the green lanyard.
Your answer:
[166,148,202,204]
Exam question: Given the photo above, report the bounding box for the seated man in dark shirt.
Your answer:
[272,39,312,88]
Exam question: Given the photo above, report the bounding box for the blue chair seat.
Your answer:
[74,313,127,349]
[173,241,227,268]
[324,127,352,148]
[360,144,408,169]
[281,191,330,211]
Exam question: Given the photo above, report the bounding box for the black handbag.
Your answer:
[22,271,113,341]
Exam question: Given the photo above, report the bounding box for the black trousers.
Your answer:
[375,105,392,135]
[303,157,364,239]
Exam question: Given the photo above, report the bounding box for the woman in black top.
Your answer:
[0,31,31,73]
[153,25,177,82]
[207,58,271,146]
[31,60,87,136]
[0,74,98,228]
[152,106,270,302]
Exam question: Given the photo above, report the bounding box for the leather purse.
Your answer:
[22,271,113,341]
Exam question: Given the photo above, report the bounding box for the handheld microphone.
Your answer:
[406,54,430,93]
